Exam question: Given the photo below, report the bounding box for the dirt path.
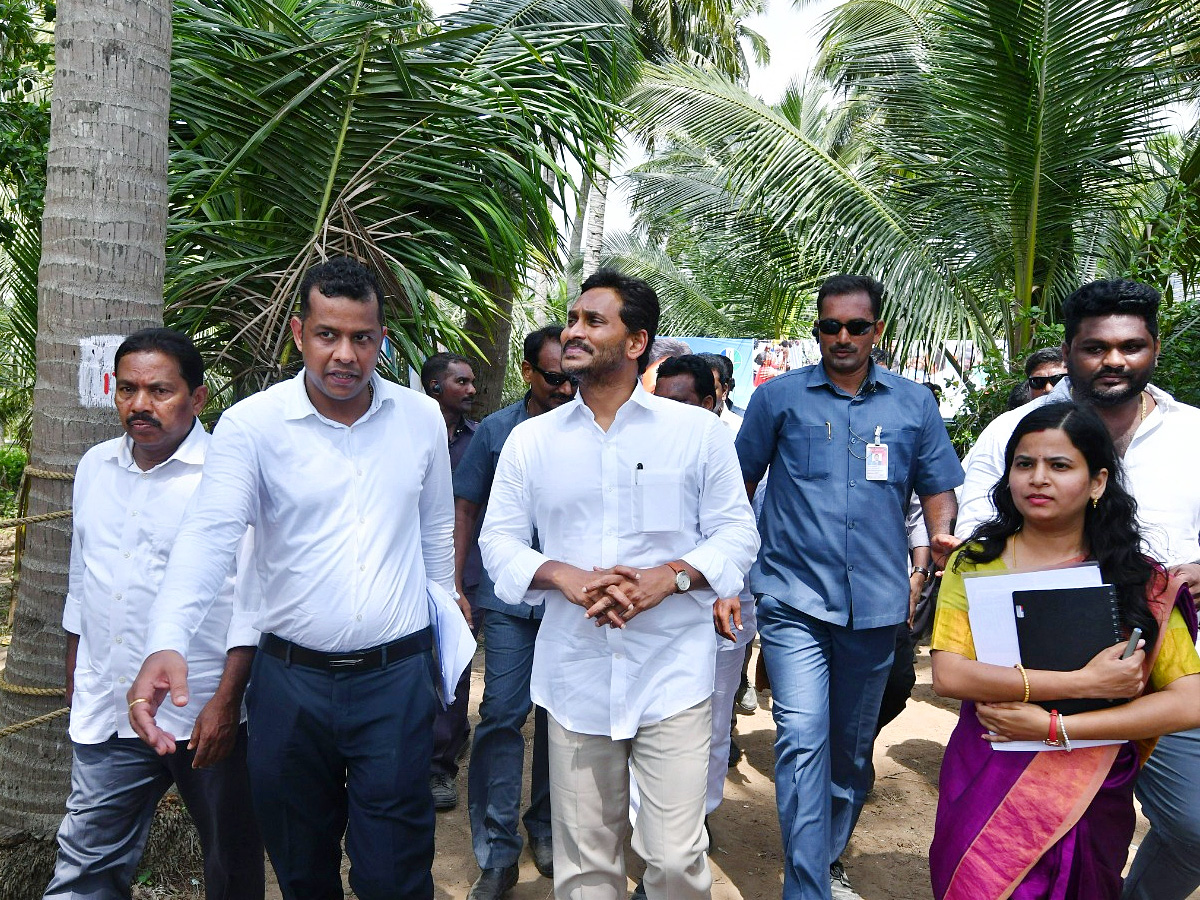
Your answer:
[261,643,1191,900]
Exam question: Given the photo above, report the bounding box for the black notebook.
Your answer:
[1011,585,1128,716]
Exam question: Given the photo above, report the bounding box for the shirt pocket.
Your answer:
[632,471,683,533]
[885,427,918,485]
[781,424,833,481]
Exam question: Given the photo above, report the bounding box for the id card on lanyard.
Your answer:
[865,425,888,481]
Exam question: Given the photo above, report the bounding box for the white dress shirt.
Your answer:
[479,383,759,739]
[65,421,258,744]
[956,381,1200,568]
[146,371,455,657]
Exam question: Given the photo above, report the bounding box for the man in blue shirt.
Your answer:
[736,275,962,900]
[454,325,576,900]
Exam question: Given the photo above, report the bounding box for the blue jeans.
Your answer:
[757,595,895,900]
[1121,726,1200,900]
[466,610,551,869]
[246,644,438,900]
[44,730,263,900]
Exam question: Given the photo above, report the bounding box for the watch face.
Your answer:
[675,570,691,591]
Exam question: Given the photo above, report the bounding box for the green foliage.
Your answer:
[0,442,27,516]
[0,0,52,228]
[623,0,1200,358]
[1152,298,1200,408]
[165,0,639,405]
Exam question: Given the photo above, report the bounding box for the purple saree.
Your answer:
[930,576,1196,900]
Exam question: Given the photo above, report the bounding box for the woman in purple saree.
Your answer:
[929,402,1200,900]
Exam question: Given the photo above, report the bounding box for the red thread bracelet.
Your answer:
[1047,709,1060,746]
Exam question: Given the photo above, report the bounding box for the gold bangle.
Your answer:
[1013,663,1030,703]
[127,697,149,712]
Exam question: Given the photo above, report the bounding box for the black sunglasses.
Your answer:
[1027,373,1066,390]
[814,318,877,337]
[531,364,579,387]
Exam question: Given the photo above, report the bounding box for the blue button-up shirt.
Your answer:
[454,396,543,619]
[736,362,963,629]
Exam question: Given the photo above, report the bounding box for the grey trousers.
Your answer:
[44,729,264,900]
[1121,726,1200,900]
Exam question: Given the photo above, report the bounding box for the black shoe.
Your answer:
[430,773,458,811]
[528,834,554,878]
[466,864,519,900]
[630,880,647,900]
[728,737,743,768]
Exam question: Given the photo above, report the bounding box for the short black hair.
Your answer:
[420,352,472,392]
[816,274,885,319]
[656,354,716,402]
[523,324,565,366]
[1062,280,1159,344]
[580,269,660,374]
[698,352,734,389]
[1023,346,1065,378]
[114,328,204,392]
[297,256,384,324]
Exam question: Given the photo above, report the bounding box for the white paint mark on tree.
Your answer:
[78,335,126,407]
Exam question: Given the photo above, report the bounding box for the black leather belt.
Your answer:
[260,627,432,672]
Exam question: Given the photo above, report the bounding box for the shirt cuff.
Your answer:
[493,546,550,605]
[144,623,193,661]
[62,593,82,634]
[682,547,741,606]
[225,609,260,651]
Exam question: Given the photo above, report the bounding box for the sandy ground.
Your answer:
[255,643,1193,900]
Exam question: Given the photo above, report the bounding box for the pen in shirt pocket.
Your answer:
[635,462,643,484]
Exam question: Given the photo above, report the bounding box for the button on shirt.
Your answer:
[736,363,963,629]
[479,384,759,739]
[957,380,1200,569]
[453,395,543,619]
[65,421,258,744]
[146,371,455,657]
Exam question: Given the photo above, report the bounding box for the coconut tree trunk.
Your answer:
[463,273,515,419]
[0,0,170,891]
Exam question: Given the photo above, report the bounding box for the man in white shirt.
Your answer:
[955,279,1200,900]
[128,257,456,900]
[45,328,263,900]
[480,270,759,900]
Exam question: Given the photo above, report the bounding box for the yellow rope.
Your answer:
[0,508,72,529]
[0,706,69,739]
[22,466,75,482]
[0,670,65,697]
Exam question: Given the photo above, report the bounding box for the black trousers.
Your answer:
[246,644,438,900]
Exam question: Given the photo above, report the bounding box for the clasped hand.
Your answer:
[556,564,674,628]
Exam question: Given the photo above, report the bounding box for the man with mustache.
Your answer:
[956,279,1200,900]
[44,328,263,899]
[479,271,759,900]
[736,274,963,900]
[455,325,576,899]
[128,257,455,900]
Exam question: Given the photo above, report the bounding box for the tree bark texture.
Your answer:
[463,274,514,419]
[581,151,610,280]
[0,0,170,882]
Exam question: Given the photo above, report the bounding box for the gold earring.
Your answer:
[1091,497,1099,509]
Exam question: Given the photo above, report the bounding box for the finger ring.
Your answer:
[128,697,149,711]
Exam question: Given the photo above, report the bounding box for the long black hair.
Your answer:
[959,401,1161,645]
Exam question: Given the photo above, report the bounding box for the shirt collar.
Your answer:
[283,368,388,424]
[564,378,655,423]
[109,417,207,472]
[1056,376,1174,412]
[806,360,885,395]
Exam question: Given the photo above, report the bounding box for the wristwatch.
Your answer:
[911,565,932,581]
[665,561,691,593]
